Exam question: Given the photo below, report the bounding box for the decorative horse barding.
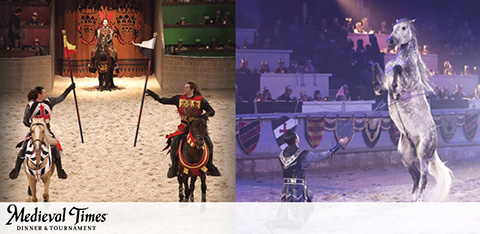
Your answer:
[90,37,116,91]
[24,118,58,202]
[372,19,452,201]
[176,118,209,202]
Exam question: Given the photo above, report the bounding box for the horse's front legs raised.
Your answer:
[392,65,402,100]
[371,63,384,96]
[200,173,207,202]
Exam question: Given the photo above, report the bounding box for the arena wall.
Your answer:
[0,56,53,93]
[161,55,235,90]
[236,110,480,177]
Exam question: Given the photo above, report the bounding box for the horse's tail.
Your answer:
[427,151,453,202]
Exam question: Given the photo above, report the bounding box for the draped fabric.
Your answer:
[55,0,155,77]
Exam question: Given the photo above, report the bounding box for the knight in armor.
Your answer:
[146,81,221,178]
[88,19,119,73]
[9,84,75,180]
[280,130,348,202]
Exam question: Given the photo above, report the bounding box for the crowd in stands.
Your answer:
[237,6,480,105]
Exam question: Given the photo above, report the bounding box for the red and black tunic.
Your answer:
[152,94,215,138]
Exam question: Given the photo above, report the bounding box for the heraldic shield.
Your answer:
[305,117,324,148]
[464,113,479,141]
[272,116,298,150]
[334,117,354,148]
[362,118,382,148]
[441,114,457,143]
[236,120,261,154]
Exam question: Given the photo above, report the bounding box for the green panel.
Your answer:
[162,4,235,25]
[164,27,235,45]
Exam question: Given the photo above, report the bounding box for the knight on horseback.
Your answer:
[280,130,348,202]
[146,81,221,178]
[88,19,119,73]
[9,84,75,180]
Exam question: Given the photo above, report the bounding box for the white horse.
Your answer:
[372,19,452,202]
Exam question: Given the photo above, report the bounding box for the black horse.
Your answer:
[176,118,209,202]
[90,38,116,91]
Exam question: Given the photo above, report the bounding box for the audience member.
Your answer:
[236,85,247,103]
[32,38,43,56]
[474,84,480,99]
[313,90,323,101]
[0,36,7,50]
[443,61,454,75]
[452,84,465,99]
[288,60,299,73]
[378,21,389,34]
[263,87,273,101]
[237,57,252,74]
[335,85,351,101]
[277,85,295,101]
[258,60,270,73]
[354,22,365,34]
[275,58,289,74]
[302,58,316,73]
[28,12,40,25]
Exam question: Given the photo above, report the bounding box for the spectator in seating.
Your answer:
[335,84,351,101]
[443,61,454,75]
[462,65,471,75]
[12,39,22,50]
[342,17,354,33]
[0,36,7,50]
[299,92,312,102]
[263,87,273,101]
[288,60,299,73]
[253,90,264,103]
[331,17,343,32]
[378,21,389,34]
[452,84,465,99]
[361,17,373,34]
[32,38,44,56]
[354,22,365,34]
[258,60,270,73]
[439,86,450,99]
[236,57,252,74]
[236,85,247,103]
[261,38,271,49]
[313,90,322,101]
[277,85,294,102]
[473,84,480,99]
[28,12,40,25]
[275,58,289,74]
[302,58,316,73]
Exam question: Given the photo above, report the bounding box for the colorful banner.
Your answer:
[272,116,298,150]
[363,118,382,148]
[237,120,261,154]
[305,117,325,148]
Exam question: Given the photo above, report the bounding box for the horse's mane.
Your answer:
[31,118,58,146]
[399,19,435,93]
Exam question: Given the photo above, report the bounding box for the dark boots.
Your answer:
[9,149,25,179]
[167,135,181,178]
[51,146,67,179]
[204,135,221,176]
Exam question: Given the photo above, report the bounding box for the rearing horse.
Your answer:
[177,117,209,202]
[24,118,58,202]
[372,19,452,202]
[372,19,452,201]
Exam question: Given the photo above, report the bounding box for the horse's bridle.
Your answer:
[30,122,45,145]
